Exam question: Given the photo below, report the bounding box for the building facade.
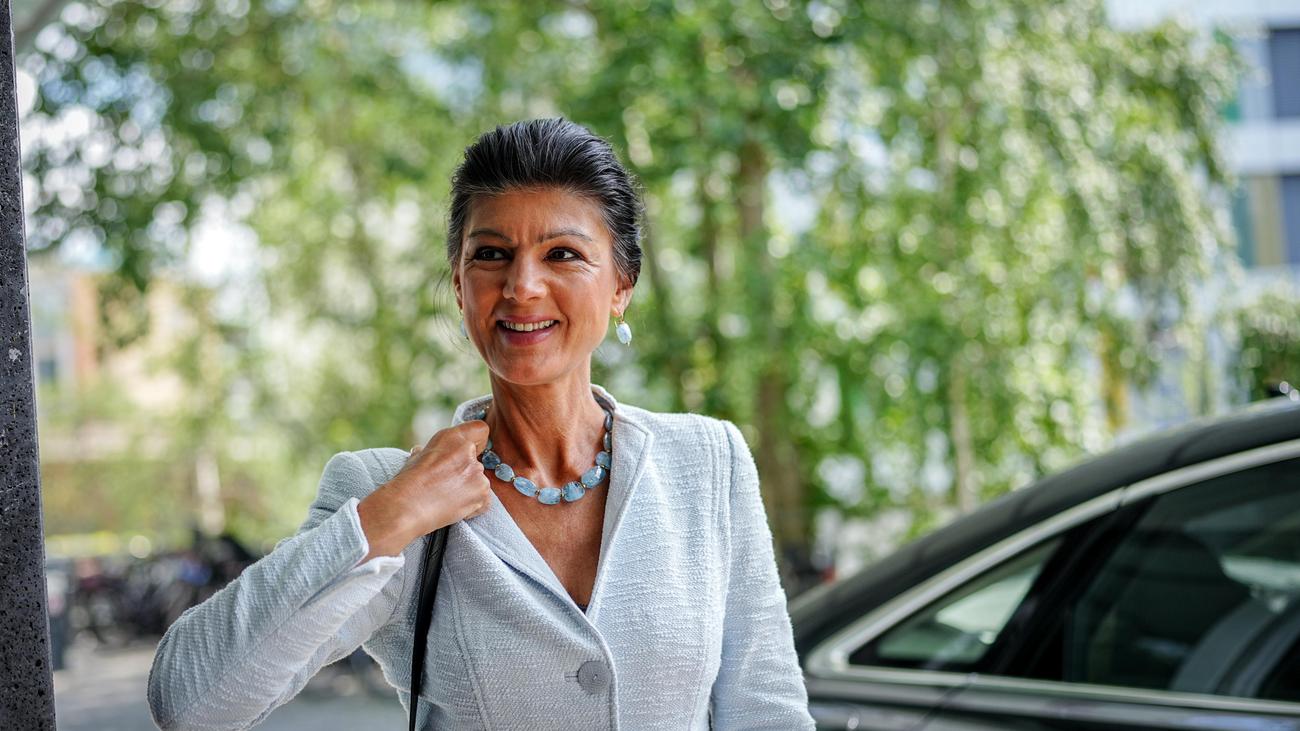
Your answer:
[1111,0,1300,278]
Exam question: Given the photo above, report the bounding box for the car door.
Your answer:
[807,441,1300,730]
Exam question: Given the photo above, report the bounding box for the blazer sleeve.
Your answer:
[147,451,409,731]
[710,420,816,730]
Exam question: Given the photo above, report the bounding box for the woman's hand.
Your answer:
[355,421,492,561]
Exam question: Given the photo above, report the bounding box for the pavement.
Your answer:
[53,638,408,730]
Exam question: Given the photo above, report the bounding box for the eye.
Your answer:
[549,248,581,261]
[471,247,507,261]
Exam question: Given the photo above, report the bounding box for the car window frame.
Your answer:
[983,498,1151,677]
[847,533,1075,673]
[994,452,1300,698]
[804,437,1300,717]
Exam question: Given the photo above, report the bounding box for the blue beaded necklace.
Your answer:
[471,400,613,505]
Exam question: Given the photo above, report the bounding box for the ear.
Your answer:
[612,275,634,317]
[452,267,463,311]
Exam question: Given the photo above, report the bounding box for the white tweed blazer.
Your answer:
[147,384,815,730]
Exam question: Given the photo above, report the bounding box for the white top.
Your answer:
[147,384,816,729]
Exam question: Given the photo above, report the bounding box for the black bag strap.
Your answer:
[408,526,449,731]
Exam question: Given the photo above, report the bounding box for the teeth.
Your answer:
[501,320,556,332]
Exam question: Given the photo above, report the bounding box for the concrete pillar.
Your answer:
[0,0,57,726]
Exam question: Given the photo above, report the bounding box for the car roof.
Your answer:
[790,398,1300,657]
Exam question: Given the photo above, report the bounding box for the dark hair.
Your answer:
[446,117,644,286]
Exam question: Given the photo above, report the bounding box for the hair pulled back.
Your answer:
[446,117,644,286]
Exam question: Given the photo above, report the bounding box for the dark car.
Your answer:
[791,398,1300,730]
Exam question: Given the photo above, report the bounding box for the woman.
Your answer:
[147,117,815,730]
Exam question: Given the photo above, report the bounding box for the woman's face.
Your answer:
[453,187,634,387]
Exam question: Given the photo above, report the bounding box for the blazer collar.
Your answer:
[449,383,654,614]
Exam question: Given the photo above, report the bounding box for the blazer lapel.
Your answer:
[450,392,566,596]
[588,398,654,616]
[462,492,565,596]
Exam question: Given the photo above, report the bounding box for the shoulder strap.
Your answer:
[409,526,449,731]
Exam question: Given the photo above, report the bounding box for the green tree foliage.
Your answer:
[26,2,487,461]
[781,2,1240,537]
[24,1,1239,578]
[1233,287,1300,400]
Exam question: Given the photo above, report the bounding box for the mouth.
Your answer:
[497,319,559,333]
[495,318,560,344]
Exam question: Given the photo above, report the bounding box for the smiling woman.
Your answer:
[146,118,815,730]
[456,187,632,386]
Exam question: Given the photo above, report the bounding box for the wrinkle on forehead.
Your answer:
[464,188,611,247]
[467,226,596,245]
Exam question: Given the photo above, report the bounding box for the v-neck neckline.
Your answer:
[451,383,655,618]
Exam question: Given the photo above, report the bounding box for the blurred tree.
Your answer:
[24,2,490,528]
[36,374,188,540]
[23,0,1239,583]
[784,1,1240,543]
[1233,287,1300,400]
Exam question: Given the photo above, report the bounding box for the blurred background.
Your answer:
[14,0,1300,728]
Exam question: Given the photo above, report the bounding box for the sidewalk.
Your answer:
[53,639,407,730]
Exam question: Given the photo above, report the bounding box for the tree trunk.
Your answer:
[639,218,687,412]
[737,133,809,590]
[1100,328,1129,433]
[195,446,225,536]
[948,365,977,514]
[696,152,729,415]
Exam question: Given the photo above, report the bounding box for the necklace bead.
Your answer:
[580,465,605,488]
[512,476,537,497]
[472,400,612,506]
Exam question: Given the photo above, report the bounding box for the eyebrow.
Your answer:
[466,227,594,244]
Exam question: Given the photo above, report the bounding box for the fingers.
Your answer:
[469,499,491,518]
[456,419,491,452]
[474,491,493,517]
[395,425,496,529]
[467,472,492,518]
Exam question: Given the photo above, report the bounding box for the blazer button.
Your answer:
[576,659,610,694]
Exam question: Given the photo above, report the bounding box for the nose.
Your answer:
[502,256,546,302]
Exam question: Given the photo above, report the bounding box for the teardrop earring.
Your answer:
[460,318,469,339]
[614,312,632,345]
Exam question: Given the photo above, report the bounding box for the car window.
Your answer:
[1014,455,1300,701]
[847,538,1062,671]
[844,454,1300,704]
